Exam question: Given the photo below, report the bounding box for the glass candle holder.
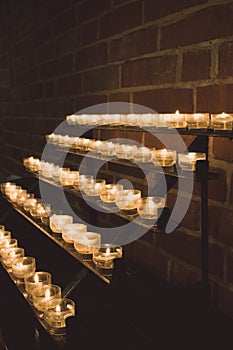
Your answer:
[0,231,11,243]
[8,186,22,203]
[23,195,37,212]
[1,247,25,268]
[44,298,75,333]
[51,165,62,182]
[3,183,16,197]
[133,147,152,163]
[11,256,36,283]
[152,149,177,167]
[178,152,206,171]
[210,112,233,130]
[165,110,186,128]
[83,179,106,197]
[60,169,75,186]
[78,175,94,191]
[16,190,29,206]
[27,157,41,172]
[62,223,87,244]
[115,144,137,159]
[41,162,54,178]
[40,203,51,225]
[91,140,104,153]
[93,244,123,269]
[137,197,165,220]
[125,113,138,126]
[100,141,116,156]
[49,215,73,233]
[0,238,18,256]
[99,184,123,203]
[138,113,155,127]
[32,284,62,316]
[185,113,209,129]
[24,271,52,300]
[30,200,44,219]
[73,232,101,255]
[115,189,141,210]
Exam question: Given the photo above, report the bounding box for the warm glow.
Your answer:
[35,274,39,283]
[175,110,180,114]
[45,289,51,300]
[106,247,111,256]
[56,304,61,313]
[160,148,168,157]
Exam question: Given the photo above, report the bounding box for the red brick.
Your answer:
[56,54,74,76]
[167,193,200,231]
[212,138,233,162]
[156,230,201,267]
[226,252,233,283]
[170,260,200,287]
[83,65,119,92]
[109,26,158,62]
[219,41,233,79]
[77,0,111,23]
[56,74,82,96]
[44,81,55,98]
[33,23,51,47]
[75,43,108,70]
[100,1,142,39]
[145,0,207,22]
[122,55,176,87]
[209,206,233,246]
[109,92,130,102]
[231,173,233,204]
[80,21,98,46]
[124,240,168,279]
[51,9,76,37]
[133,88,193,113]
[182,49,211,82]
[197,84,233,113]
[29,83,43,100]
[209,243,224,278]
[50,97,75,117]
[75,95,107,112]
[193,166,227,203]
[39,60,57,79]
[36,41,56,65]
[161,4,233,50]
[55,29,79,56]
[212,282,233,318]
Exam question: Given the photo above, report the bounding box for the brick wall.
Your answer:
[0,0,233,317]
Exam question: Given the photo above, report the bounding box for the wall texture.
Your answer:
[0,0,233,317]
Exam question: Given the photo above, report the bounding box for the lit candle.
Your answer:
[73,232,101,255]
[115,144,137,159]
[178,152,206,171]
[133,147,152,163]
[93,244,123,269]
[165,110,186,128]
[0,238,18,256]
[115,189,141,210]
[137,197,165,220]
[32,284,62,315]
[211,112,233,131]
[24,271,52,301]
[99,184,123,203]
[62,223,87,244]
[1,247,25,268]
[185,113,209,129]
[11,256,36,283]
[138,113,155,127]
[83,179,106,197]
[152,148,177,167]
[44,298,75,331]
[49,215,73,233]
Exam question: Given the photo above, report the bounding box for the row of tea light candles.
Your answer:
[0,224,75,332]
[1,182,124,267]
[25,145,206,170]
[66,111,233,130]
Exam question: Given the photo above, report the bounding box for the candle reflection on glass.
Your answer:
[62,223,87,244]
[185,113,209,129]
[137,197,166,220]
[1,247,25,268]
[11,256,36,283]
[152,149,176,167]
[73,232,101,255]
[32,284,61,316]
[44,298,75,332]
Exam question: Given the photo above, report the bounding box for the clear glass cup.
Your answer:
[32,284,62,315]
[44,298,75,333]
[115,189,141,210]
[178,152,206,171]
[93,244,123,269]
[1,247,25,268]
[0,238,18,255]
[152,149,177,167]
[133,147,152,163]
[99,184,123,203]
[73,232,101,255]
[62,223,87,244]
[137,197,165,220]
[12,256,36,283]
[24,271,52,300]
[49,215,73,233]
[83,179,106,196]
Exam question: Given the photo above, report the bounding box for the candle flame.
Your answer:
[175,110,180,114]
[45,289,51,299]
[106,247,111,256]
[56,304,61,313]
[35,274,39,283]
